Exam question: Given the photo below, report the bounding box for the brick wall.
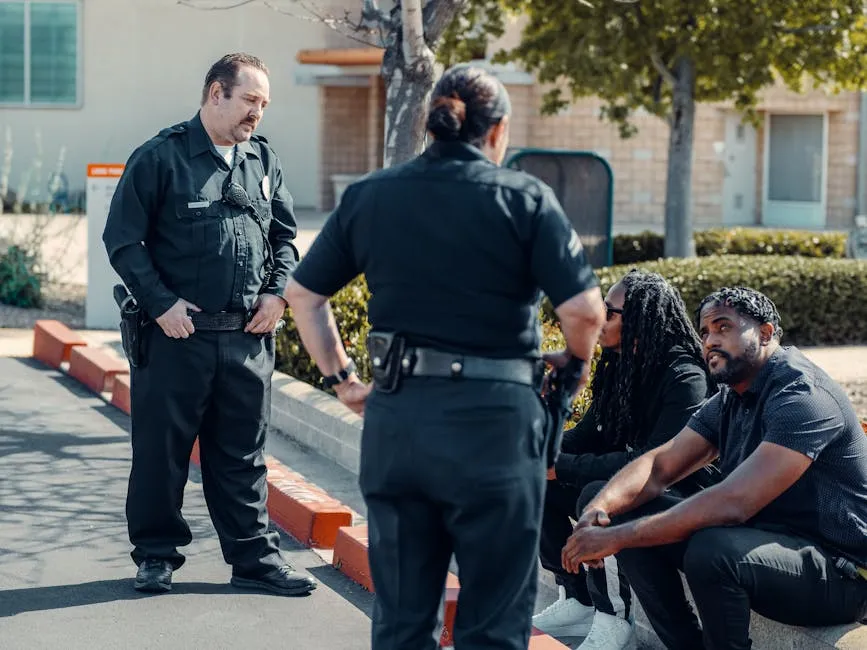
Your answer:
[318,71,863,231]
[319,84,374,209]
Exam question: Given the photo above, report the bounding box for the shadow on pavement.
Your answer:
[0,579,242,617]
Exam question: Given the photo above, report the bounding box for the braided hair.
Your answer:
[591,270,706,448]
[695,286,783,340]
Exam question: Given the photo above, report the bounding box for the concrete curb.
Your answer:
[26,320,569,648]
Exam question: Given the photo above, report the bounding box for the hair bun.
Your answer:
[426,93,466,141]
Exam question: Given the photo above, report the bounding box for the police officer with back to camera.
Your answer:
[283,63,606,649]
[102,52,316,597]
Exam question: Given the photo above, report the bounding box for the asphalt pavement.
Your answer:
[0,355,373,650]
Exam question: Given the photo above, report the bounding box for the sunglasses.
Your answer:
[606,305,624,320]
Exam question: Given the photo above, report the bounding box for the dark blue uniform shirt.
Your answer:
[292,141,598,359]
[689,346,867,566]
[103,112,299,318]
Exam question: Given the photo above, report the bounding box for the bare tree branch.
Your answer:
[177,0,256,9]
[401,0,429,65]
[360,0,392,32]
[650,51,678,87]
[422,0,467,46]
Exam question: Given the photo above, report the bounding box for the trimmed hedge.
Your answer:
[0,245,43,308]
[276,256,867,415]
[613,228,847,265]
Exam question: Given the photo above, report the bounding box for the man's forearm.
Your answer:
[584,452,667,517]
[109,244,177,318]
[292,300,352,377]
[610,483,743,550]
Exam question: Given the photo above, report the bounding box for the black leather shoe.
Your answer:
[134,559,173,593]
[230,565,317,596]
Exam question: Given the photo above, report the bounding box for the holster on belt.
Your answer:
[366,331,407,394]
[113,284,150,369]
[542,356,585,468]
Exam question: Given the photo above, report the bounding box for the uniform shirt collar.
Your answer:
[423,140,492,163]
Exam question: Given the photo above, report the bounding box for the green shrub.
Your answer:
[276,255,867,421]
[0,245,43,308]
[595,255,867,346]
[613,228,847,265]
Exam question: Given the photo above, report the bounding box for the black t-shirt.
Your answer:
[689,346,867,566]
[292,141,598,359]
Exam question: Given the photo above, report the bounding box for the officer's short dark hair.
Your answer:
[427,64,512,148]
[201,53,269,105]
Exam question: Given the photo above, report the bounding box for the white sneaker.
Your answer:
[532,586,595,637]
[574,611,636,650]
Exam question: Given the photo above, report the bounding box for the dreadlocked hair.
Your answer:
[591,269,706,448]
[695,286,783,340]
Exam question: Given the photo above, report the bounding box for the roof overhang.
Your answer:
[293,49,535,87]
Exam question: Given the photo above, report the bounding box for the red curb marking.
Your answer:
[68,346,129,394]
[32,320,87,369]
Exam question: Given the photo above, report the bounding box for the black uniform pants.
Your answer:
[359,376,548,650]
[578,481,867,650]
[540,481,631,618]
[126,326,283,574]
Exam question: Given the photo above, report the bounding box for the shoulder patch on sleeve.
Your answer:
[567,228,583,257]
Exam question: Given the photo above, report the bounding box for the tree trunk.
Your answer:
[381,0,436,167]
[379,0,467,168]
[664,57,697,258]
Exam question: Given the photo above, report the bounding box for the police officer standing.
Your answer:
[103,53,317,597]
[284,64,606,649]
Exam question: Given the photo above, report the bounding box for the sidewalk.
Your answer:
[0,353,373,650]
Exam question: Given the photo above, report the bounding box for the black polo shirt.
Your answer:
[103,112,299,318]
[689,346,867,565]
[292,141,598,359]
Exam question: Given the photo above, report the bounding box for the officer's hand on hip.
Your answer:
[245,294,286,334]
[156,298,201,339]
[542,349,591,397]
[335,379,373,416]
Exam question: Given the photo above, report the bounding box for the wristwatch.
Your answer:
[322,359,357,389]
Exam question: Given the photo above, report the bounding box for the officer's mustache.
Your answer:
[240,116,258,128]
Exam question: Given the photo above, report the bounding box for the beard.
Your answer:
[708,340,759,386]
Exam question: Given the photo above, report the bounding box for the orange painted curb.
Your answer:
[333,525,374,591]
[529,627,571,648]
[32,320,87,369]
[265,456,353,548]
[68,346,129,394]
[190,437,201,465]
[110,373,131,414]
[439,573,461,647]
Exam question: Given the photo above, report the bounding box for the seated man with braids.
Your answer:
[534,269,719,649]
[563,287,867,650]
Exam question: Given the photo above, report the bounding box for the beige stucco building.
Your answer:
[2,0,864,234]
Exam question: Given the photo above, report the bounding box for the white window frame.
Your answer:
[761,111,829,229]
[0,0,83,108]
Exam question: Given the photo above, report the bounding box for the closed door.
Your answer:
[722,114,758,226]
[762,113,827,228]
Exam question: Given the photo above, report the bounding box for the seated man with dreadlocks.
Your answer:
[534,269,719,649]
[563,287,867,650]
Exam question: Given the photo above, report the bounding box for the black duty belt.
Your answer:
[188,311,247,331]
[403,347,544,388]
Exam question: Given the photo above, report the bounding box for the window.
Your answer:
[0,1,80,106]
[767,114,824,203]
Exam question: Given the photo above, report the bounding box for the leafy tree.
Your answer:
[441,0,867,256]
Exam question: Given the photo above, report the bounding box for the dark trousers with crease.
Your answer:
[359,376,548,650]
[126,325,283,575]
[578,480,867,650]
[541,480,631,618]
